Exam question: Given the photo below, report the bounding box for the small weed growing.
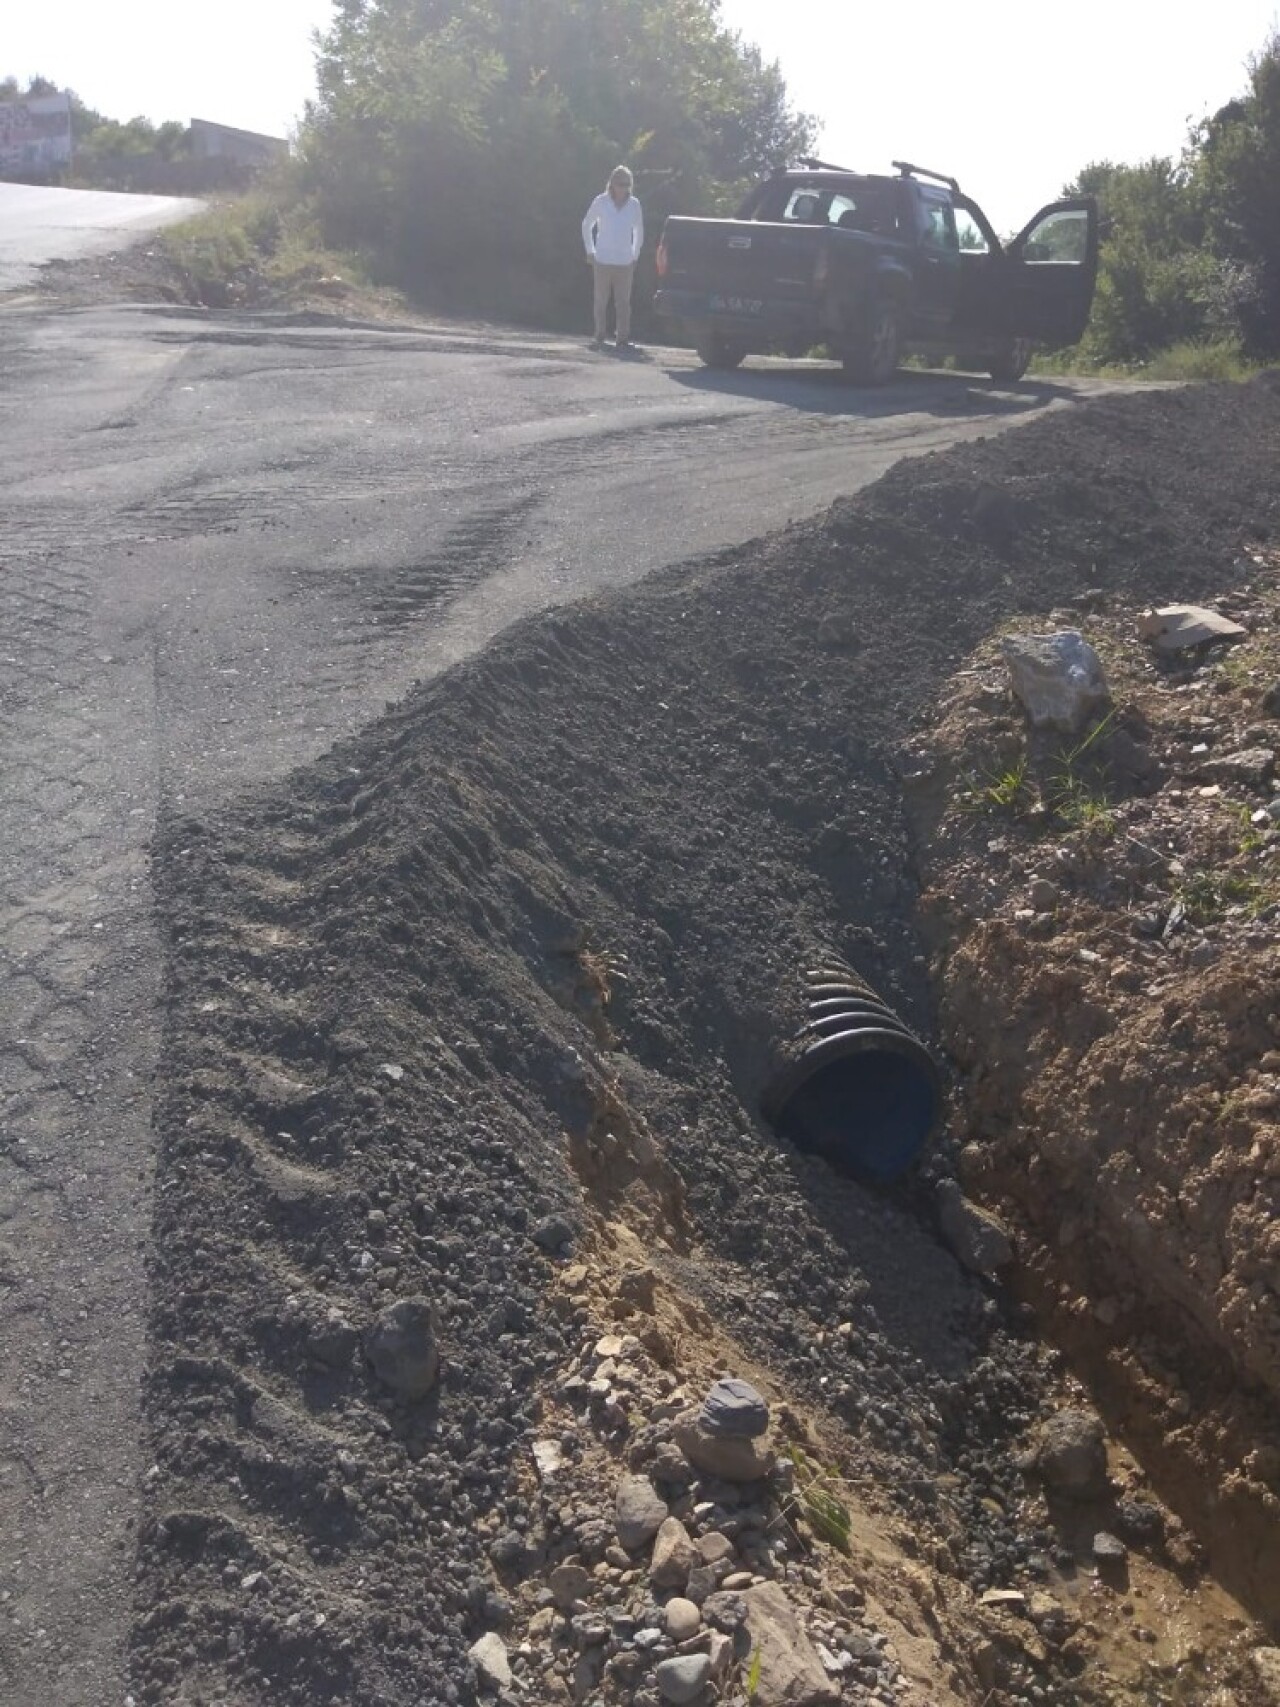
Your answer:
[747,1647,763,1700]
[784,1446,853,1555]
[1047,711,1117,833]
[1175,868,1270,924]
[962,752,1036,818]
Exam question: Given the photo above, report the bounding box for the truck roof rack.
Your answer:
[892,160,961,194]
[793,156,859,175]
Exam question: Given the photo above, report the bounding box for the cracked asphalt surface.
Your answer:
[0,299,1130,1703]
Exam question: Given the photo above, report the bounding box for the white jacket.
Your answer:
[582,193,644,267]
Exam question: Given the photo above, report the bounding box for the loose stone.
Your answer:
[655,1653,713,1704]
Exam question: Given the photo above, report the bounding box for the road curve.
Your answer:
[0,301,1139,1703]
[0,183,203,291]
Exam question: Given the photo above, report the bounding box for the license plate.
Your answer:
[709,294,764,316]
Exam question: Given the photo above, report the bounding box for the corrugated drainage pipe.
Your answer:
[760,961,941,1183]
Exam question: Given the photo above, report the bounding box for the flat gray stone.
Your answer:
[699,1376,770,1438]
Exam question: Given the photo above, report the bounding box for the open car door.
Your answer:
[1002,197,1099,346]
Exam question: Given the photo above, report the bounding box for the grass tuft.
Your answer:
[785,1446,853,1554]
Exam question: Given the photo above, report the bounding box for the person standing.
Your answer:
[582,166,644,350]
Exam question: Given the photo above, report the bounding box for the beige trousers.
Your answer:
[593,261,635,342]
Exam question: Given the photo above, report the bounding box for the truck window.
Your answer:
[753,180,900,234]
[1023,208,1090,264]
[954,207,989,253]
[784,189,824,222]
[921,198,959,253]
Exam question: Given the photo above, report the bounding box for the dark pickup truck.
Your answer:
[653,160,1098,383]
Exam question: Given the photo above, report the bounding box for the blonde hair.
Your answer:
[608,165,634,191]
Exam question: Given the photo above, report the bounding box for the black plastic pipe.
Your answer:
[761,961,941,1183]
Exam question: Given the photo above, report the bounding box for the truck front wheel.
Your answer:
[841,302,901,385]
[695,333,747,370]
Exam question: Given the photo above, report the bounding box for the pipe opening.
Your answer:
[767,1033,940,1184]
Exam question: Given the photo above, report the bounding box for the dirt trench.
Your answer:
[131,377,1280,1707]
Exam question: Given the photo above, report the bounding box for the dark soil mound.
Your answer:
[133,381,1280,1705]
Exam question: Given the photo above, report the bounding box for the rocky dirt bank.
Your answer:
[131,376,1280,1707]
[908,563,1280,1631]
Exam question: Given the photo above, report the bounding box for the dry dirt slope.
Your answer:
[132,378,1280,1706]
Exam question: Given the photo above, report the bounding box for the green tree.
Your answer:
[1191,32,1280,354]
[1065,157,1219,363]
[301,0,814,323]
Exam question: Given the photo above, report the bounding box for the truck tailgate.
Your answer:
[660,217,825,301]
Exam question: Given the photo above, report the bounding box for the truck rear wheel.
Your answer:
[695,333,746,370]
[841,302,901,385]
[988,337,1034,383]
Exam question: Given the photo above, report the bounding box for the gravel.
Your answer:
[130,378,1280,1702]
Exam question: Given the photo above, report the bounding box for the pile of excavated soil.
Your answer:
[133,378,1280,1707]
[907,568,1280,1633]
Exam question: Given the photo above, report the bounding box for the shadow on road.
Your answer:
[664,360,1078,422]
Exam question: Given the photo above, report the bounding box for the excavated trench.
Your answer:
[131,378,1280,1706]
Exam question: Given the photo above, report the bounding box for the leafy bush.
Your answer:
[298,0,814,325]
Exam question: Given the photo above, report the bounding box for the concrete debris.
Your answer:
[532,1438,565,1479]
[1139,604,1247,652]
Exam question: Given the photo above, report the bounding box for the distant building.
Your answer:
[190,119,288,171]
[0,90,73,176]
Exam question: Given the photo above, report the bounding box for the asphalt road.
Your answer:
[0,184,203,292]
[0,299,1128,1702]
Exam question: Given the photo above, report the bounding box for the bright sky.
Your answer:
[4,1,1277,229]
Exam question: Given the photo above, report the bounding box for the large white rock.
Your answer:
[1002,630,1110,732]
